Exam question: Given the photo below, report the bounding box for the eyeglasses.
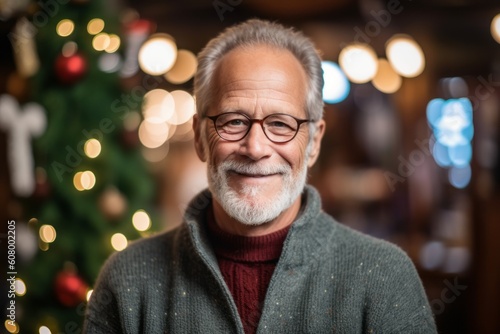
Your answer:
[206,112,310,143]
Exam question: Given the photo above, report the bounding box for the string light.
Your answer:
[56,19,74,37]
[132,210,151,231]
[339,43,378,83]
[142,89,175,123]
[39,225,56,243]
[84,139,101,158]
[386,35,425,78]
[138,34,177,75]
[111,233,128,251]
[87,18,105,35]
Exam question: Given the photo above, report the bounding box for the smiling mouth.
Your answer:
[230,171,279,178]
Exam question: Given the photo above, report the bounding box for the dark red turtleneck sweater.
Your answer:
[206,211,290,334]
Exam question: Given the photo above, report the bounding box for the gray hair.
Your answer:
[193,19,324,126]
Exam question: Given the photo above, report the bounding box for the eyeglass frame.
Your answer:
[205,112,311,143]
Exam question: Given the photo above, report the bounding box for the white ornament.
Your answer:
[0,94,46,197]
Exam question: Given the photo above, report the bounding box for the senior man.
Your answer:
[84,19,437,333]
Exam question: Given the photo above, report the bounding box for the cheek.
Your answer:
[206,129,229,165]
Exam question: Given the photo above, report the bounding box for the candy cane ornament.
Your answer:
[0,94,46,197]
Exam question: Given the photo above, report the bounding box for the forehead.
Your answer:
[212,45,308,114]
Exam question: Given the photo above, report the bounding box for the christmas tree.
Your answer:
[2,0,165,332]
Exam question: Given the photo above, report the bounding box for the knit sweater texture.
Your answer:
[84,186,437,333]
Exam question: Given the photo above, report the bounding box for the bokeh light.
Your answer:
[39,225,56,243]
[339,43,378,83]
[111,233,128,251]
[321,61,350,104]
[372,58,402,94]
[62,41,78,57]
[4,320,19,333]
[165,49,198,84]
[92,33,111,51]
[82,171,96,190]
[73,172,84,191]
[84,139,101,158]
[98,53,122,73]
[138,34,177,75]
[56,19,74,37]
[15,278,26,296]
[168,90,196,125]
[142,89,175,123]
[132,210,152,231]
[39,326,51,334]
[448,165,472,189]
[105,34,121,53]
[87,18,105,35]
[386,35,425,78]
[491,13,500,44]
[138,120,169,148]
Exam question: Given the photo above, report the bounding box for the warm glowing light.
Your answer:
[142,89,175,123]
[111,233,128,251]
[386,35,425,78]
[15,278,26,296]
[138,119,169,149]
[39,225,56,243]
[105,34,121,53]
[39,326,52,334]
[132,210,152,231]
[372,58,402,94]
[84,139,101,158]
[87,18,105,35]
[86,289,93,301]
[321,61,350,104]
[168,90,196,125]
[4,320,19,333]
[339,43,378,83]
[56,19,74,37]
[73,172,84,191]
[491,14,500,44]
[81,171,96,190]
[92,33,111,51]
[138,34,177,75]
[165,49,198,84]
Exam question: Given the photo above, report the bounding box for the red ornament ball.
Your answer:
[54,53,87,84]
[54,270,88,307]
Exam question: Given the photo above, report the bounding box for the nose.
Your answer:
[237,122,272,161]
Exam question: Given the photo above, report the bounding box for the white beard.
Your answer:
[207,158,308,226]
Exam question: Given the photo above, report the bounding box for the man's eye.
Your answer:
[269,121,288,128]
[227,119,246,126]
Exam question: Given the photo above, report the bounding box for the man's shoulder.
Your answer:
[316,212,414,267]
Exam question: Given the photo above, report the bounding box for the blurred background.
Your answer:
[1,0,499,333]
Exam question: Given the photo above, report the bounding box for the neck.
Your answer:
[212,196,302,237]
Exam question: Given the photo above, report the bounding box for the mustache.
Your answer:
[218,160,291,175]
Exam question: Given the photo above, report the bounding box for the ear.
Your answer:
[307,119,326,168]
[193,114,207,162]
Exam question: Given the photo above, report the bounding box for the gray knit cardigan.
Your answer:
[84,186,437,333]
